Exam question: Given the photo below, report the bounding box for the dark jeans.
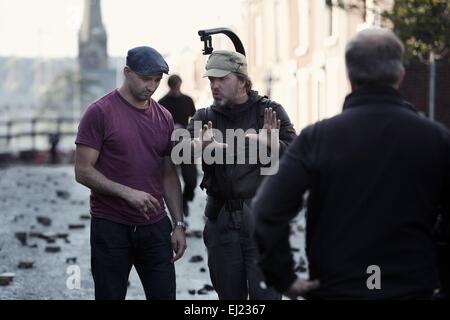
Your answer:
[181,163,197,203]
[90,216,175,300]
[203,200,281,300]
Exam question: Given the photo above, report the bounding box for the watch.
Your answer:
[174,221,186,230]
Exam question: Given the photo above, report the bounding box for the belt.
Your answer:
[224,199,245,212]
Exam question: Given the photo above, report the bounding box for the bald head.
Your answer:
[346,28,405,89]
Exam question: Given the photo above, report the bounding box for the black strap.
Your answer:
[204,106,218,127]
[200,107,217,191]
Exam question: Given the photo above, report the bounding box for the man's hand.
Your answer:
[283,277,320,300]
[246,108,281,148]
[200,121,228,149]
[191,121,227,157]
[123,188,161,220]
[171,227,187,263]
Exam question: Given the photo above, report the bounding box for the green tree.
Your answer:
[383,0,450,62]
[331,0,450,62]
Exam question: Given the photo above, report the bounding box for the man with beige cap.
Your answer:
[186,50,297,300]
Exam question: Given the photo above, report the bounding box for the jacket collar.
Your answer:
[210,90,264,118]
[343,84,415,112]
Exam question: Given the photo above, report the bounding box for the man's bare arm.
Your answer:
[162,156,186,262]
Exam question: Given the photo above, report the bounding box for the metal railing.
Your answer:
[0,117,79,153]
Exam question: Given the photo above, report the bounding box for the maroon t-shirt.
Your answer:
[75,90,174,226]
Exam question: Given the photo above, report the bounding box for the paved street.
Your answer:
[0,165,306,300]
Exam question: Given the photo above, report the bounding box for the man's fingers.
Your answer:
[176,242,187,261]
[204,141,227,150]
[297,279,320,295]
[266,108,273,125]
[141,195,160,214]
[147,203,156,214]
[171,238,179,263]
[149,194,161,210]
[171,238,187,263]
[202,123,216,143]
[272,111,278,127]
[284,277,320,300]
[139,204,151,220]
[172,247,183,262]
[305,280,320,291]
[147,195,161,211]
[212,141,228,149]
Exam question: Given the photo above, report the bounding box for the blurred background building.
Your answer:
[0,0,449,161]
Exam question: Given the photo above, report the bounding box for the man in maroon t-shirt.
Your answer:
[75,46,186,300]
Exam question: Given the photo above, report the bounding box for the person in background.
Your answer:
[159,75,197,217]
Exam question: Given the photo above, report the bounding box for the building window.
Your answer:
[357,0,381,31]
[317,79,326,120]
[296,0,309,56]
[365,0,381,26]
[274,0,281,62]
[324,0,338,46]
[297,68,310,129]
[313,68,326,122]
[254,15,263,67]
[325,0,333,37]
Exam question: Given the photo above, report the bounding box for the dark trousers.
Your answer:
[90,216,175,300]
[203,201,281,300]
[181,163,197,203]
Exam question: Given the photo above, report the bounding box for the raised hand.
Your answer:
[246,108,281,148]
[201,121,228,149]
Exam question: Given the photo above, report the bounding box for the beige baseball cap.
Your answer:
[203,50,248,78]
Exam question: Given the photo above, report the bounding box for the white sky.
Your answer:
[0,0,246,58]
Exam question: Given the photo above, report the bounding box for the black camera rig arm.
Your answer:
[198,27,246,56]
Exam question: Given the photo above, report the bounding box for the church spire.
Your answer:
[78,0,108,70]
[77,0,115,114]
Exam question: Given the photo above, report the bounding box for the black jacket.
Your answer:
[253,85,450,299]
[187,90,296,200]
[158,93,196,128]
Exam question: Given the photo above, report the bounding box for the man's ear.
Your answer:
[348,73,357,91]
[123,66,131,78]
[237,78,246,91]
